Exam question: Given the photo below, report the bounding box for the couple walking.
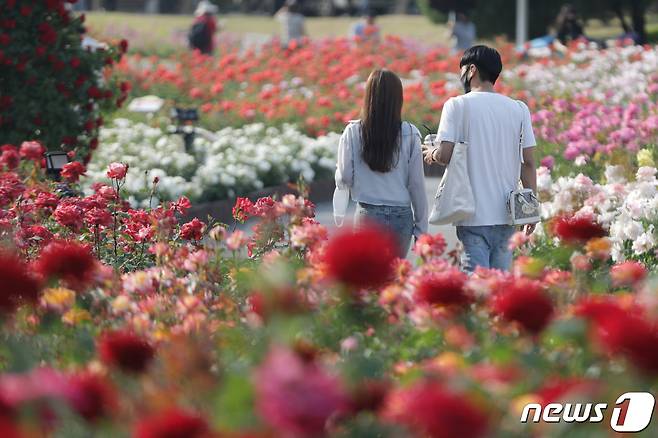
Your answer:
[334,45,537,273]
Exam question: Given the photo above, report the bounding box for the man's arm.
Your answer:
[520,146,537,193]
[422,141,454,165]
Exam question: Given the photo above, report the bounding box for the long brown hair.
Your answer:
[360,69,403,172]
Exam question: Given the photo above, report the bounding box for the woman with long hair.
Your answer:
[334,69,428,256]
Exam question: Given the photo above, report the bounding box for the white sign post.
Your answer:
[516,0,528,47]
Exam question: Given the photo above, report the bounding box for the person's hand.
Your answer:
[422,144,438,164]
[524,223,536,236]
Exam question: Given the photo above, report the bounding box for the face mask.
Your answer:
[460,65,473,94]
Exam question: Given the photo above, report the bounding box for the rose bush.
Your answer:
[0,140,656,437]
[0,0,128,162]
[528,159,658,264]
[84,119,337,204]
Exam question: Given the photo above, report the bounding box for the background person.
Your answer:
[335,69,428,257]
[351,13,381,43]
[448,12,476,53]
[423,46,537,273]
[555,3,585,44]
[275,0,306,48]
[189,1,219,55]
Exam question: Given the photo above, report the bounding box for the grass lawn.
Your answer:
[86,12,449,54]
[85,12,658,56]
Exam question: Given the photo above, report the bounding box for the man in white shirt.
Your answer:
[423,45,537,273]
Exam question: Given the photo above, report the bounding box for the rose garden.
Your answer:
[0,1,657,437]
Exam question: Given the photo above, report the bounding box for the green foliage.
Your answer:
[0,2,125,161]
[419,0,651,39]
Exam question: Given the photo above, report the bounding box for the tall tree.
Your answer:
[419,0,652,43]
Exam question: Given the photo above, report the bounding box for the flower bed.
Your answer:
[85,119,338,205]
[0,150,657,437]
[533,160,658,265]
[110,39,658,182]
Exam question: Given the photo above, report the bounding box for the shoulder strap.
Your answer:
[461,97,470,143]
[516,100,525,180]
[407,122,414,161]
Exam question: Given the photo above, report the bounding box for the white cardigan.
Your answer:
[334,121,429,237]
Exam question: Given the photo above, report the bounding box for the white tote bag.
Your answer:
[428,98,475,225]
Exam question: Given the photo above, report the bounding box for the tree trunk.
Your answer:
[394,0,409,14]
[145,0,160,13]
[612,1,630,33]
[630,0,647,44]
[180,0,196,14]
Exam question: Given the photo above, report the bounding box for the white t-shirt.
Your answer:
[437,92,536,226]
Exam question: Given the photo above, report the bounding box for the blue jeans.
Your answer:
[456,225,515,273]
[355,203,413,258]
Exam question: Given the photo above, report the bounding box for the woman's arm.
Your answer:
[408,131,429,238]
[335,125,354,189]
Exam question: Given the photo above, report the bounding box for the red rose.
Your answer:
[598,311,658,375]
[21,225,53,246]
[134,408,209,438]
[322,225,398,290]
[576,297,658,375]
[61,161,86,183]
[37,22,57,45]
[0,146,19,169]
[0,251,42,315]
[19,141,45,161]
[36,240,97,287]
[169,196,192,215]
[98,330,155,374]
[490,278,554,335]
[0,95,12,110]
[53,199,84,230]
[19,5,31,16]
[35,191,60,211]
[106,162,128,179]
[67,372,117,422]
[84,207,112,228]
[0,34,9,45]
[119,39,128,53]
[255,346,349,437]
[383,380,489,438]
[610,261,647,287]
[415,268,471,308]
[180,218,206,241]
[550,214,607,244]
[75,75,88,87]
[87,86,103,100]
[70,57,80,68]
[232,197,255,222]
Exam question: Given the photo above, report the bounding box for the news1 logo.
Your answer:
[520,392,655,433]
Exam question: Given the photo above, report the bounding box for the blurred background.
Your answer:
[77,0,658,56]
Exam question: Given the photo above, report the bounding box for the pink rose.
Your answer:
[19,141,46,161]
[106,162,128,180]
